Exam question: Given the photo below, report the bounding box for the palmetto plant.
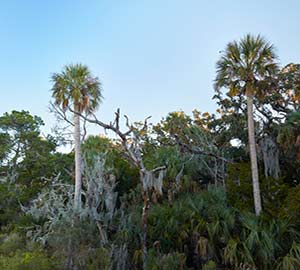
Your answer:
[51,64,102,209]
[215,34,279,215]
[146,186,300,269]
[275,242,300,270]
[223,213,300,270]
[148,188,236,267]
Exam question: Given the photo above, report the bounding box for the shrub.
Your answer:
[0,250,57,270]
[0,233,25,255]
[203,260,217,270]
[147,251,187,270]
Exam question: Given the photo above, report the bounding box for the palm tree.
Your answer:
[51,64,102,209]
[214,34,279,215]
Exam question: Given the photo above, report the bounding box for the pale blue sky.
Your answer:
[0,0,299,136]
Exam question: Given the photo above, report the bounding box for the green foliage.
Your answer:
[275,242,300,270]
[51,63,103,113]
[0,110,43,134]
[0,182,20,227]
[0,233,25,255]
[0,110,45,171]
[0,250,57,270]
[215,34,279,96]
[0,133,11,165]
[225,162,253,211]
[202,260,217,270]
[148,188,234,266]
[279,186,300,225]
[0,111,75,230]
[150,111,224,188]
[148,196,194,252]
[147,251,187,270]
[146,186,299,270]
[85,247,111,270]
[0,233,58,270]
[226,162,290,216]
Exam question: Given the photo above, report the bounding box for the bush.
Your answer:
[147,251,187,270]
[279,186,300,225]
[85,247,111,270]
[0,233,25,255]
[0,250,57,270]
[203,260,217,270]
[0,232,58,270]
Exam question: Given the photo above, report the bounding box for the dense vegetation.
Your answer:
[0,34,300,269]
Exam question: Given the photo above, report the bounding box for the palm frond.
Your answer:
[51,64,103,114]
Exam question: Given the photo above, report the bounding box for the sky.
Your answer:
[0,0,299,138]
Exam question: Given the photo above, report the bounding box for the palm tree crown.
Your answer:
[214,34,279,96]
[51,63,102,113]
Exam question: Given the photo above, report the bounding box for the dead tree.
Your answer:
[72,108,166,270]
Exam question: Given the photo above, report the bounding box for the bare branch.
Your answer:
[124,115,131,130]
[49,102,74,127]
[174,134,232,163]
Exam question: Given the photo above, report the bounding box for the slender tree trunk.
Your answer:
[214,158,217,186]
[246,92,262,215]
[140,170,149,270]
[66,238,74,270]
[221,151,226,189]
[141,191,149,270]
[74,108,82,210]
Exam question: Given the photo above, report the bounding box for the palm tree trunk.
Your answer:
[74,108,82,210]
[246,92,262,215]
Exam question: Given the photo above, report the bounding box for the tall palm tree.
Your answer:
[51,64,102,209]
[214,34,279,215]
